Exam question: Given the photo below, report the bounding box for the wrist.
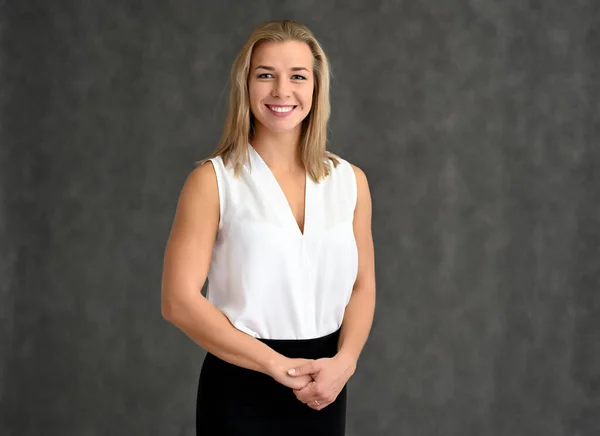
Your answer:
[335,349,358,374]
[262,352,287,376]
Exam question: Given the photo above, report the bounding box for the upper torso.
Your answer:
[206,144,358,340]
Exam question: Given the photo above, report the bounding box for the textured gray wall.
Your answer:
[1,1,599,435]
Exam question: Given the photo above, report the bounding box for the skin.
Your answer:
[161,39,376,411]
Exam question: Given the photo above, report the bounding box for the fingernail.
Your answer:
[287,368,295,375]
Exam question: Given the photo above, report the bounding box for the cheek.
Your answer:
[301,88,314,109]
[248,87,264,115]
[248,81,266,101]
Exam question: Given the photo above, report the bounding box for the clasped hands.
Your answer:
[269,353,357,411]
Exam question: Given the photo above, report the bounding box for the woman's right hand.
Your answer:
[267,357,315,390]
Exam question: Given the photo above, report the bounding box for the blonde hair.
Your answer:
[196,19,339,182]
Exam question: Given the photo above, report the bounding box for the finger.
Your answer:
[290,376,313,391]
[296,389,330,410]
[287,362,318,377]
[294,381,316,402]
[303,390,337,408]
[307,399,330,410]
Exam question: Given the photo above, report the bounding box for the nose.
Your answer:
[271,78,290,98]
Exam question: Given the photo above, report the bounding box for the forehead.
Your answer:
[250,40,313,70]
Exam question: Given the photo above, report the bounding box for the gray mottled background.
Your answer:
[1,1,599,435]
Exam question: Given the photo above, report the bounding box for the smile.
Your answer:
[265,104,297,116]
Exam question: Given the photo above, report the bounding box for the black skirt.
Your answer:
[196,328,347,435]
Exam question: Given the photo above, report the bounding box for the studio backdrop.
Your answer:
[1,1,599,435]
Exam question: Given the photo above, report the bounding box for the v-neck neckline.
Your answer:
[249,144,310,237]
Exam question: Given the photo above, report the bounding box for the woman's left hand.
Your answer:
[287,352,357,410]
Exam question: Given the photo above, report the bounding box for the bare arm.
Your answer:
[161,162,312,388]
[336,164,376,368]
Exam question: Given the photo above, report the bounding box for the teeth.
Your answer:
[269,106,294,113]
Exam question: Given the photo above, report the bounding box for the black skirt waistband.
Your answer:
[256,328,341,360]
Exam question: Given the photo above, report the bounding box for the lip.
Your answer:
[265,104,297,118]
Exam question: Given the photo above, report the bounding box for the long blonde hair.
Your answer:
[197,19,339,182]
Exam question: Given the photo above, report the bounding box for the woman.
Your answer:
[161,19,376,435]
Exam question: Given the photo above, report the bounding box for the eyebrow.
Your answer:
[254,65,311,73]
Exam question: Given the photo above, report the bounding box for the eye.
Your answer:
[292,74,307,80]
[257,73,274,79]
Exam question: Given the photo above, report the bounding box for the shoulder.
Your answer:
[348,162,368,188]
[348,162,371,209]
[188,159,218,187]
[179,159,220,208]
[326,152,366,179]
[330,155,369,192]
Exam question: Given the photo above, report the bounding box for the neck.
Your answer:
[250,123,304,172]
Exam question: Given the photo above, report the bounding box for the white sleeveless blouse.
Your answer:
[205,144,358,340]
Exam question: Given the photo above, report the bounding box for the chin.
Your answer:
[267,122,301,133]
[257,117,306,135]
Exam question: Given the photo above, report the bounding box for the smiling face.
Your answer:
[248,40,315,136]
